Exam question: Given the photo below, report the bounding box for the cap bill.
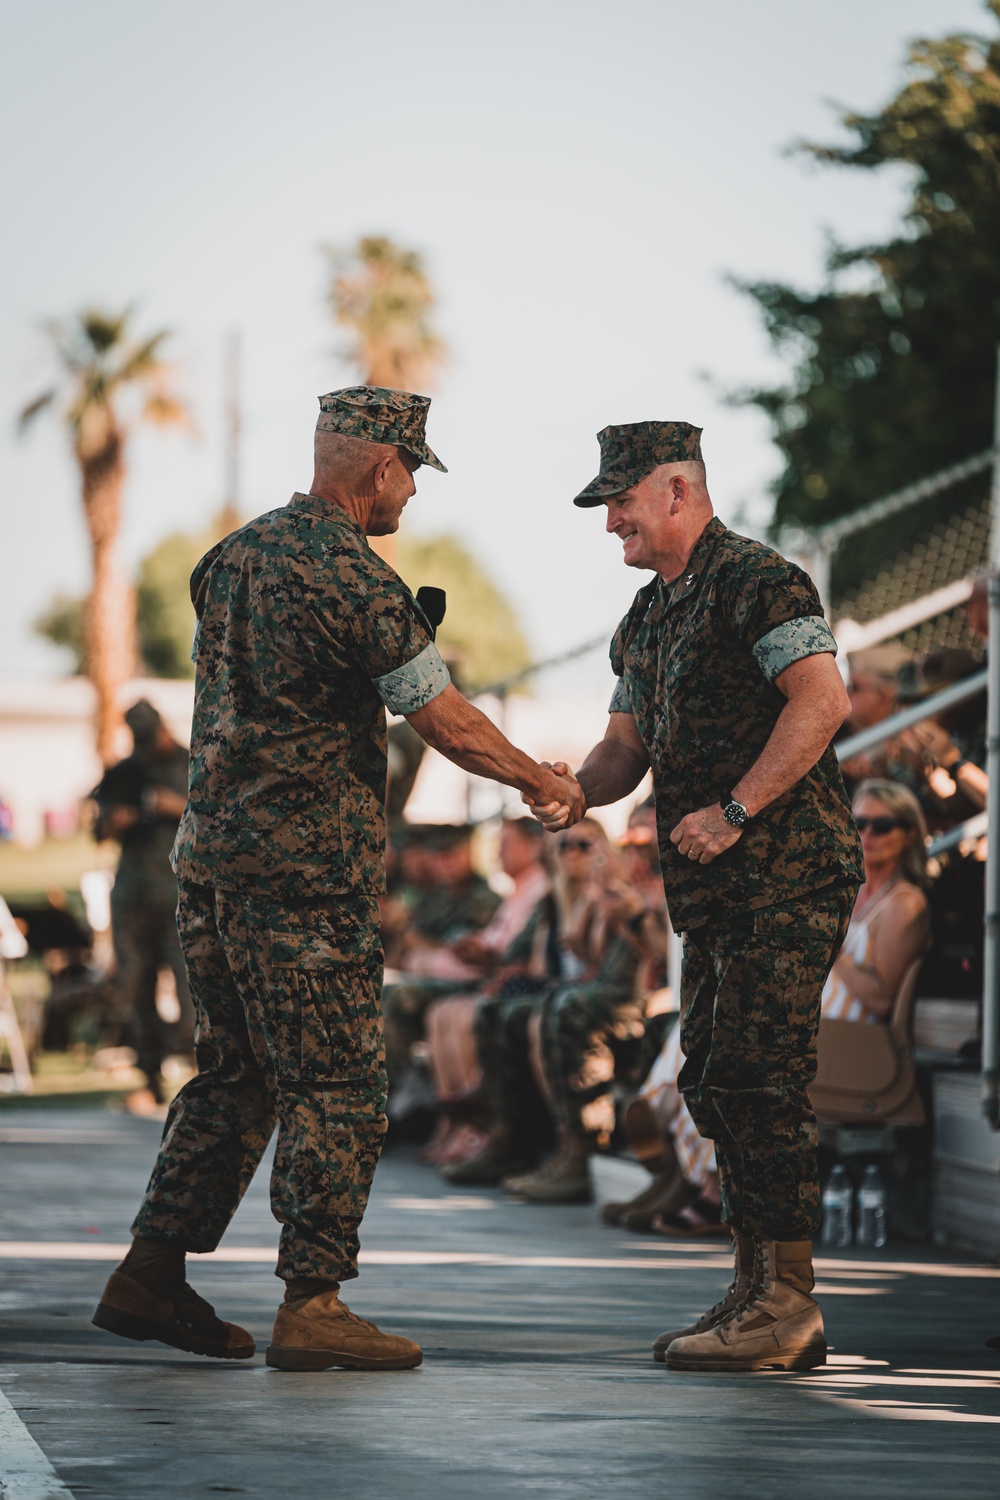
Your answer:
[405,441,447,474]
[572,466,635,507]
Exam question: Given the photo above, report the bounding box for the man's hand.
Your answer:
[146,785,187,819]
[669,803,743,865]
[523,761,586,832]
[451,934,493,967]
[101,805,140,839]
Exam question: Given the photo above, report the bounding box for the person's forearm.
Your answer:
[732,694,845,817]
[407,688,570,804]
[576,739,649,809]
[954,760,989,810]
[832,953,892,1018]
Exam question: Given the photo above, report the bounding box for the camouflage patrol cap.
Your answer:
[124,698,163,745]
[573,421,703,506]
[316,386,447,472]
[424,822,474,851]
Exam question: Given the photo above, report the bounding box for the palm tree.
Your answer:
[325,238,447,567]
[20,308,187,764]
[326,236,447,390]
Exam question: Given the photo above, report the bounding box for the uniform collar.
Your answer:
[659,515,725,607]
[286,492,367,536]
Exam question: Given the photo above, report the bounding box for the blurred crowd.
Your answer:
[0,607,991,1237]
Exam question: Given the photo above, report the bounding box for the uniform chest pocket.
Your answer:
[269,929,374,1084]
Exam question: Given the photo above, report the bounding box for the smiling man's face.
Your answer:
[602,470,679,573]
[602,463,713,582]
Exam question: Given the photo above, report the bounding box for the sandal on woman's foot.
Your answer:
[652,1194,729,1237]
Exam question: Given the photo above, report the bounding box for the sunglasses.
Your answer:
[854,816,905,835]
[560,838,594,852]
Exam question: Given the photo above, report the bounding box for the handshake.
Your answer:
[523,761,587,832]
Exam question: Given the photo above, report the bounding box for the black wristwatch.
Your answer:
[721,792,750,829]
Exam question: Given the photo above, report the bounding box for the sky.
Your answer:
[0,0,991,682]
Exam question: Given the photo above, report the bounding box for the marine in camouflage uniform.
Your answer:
[94,700,194,1101]
[559,420,862,1370]
[131,391,452,1285]
[95,386,581,1367]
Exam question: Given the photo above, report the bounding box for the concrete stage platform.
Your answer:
[1,1105,999,1499]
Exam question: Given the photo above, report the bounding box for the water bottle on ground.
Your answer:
[821,1164,853,1247]
[855,1163,888,1248]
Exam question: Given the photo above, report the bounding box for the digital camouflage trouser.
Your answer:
[110,893,195,1091]
[473,979,553,1158]
[538,983,651,1145]
[475,978,658,1152]
[132,881,387,1283]
[677,886,854,1241]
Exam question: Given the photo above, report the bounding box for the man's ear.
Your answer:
[372,453,395,492]
[669,474,689,514]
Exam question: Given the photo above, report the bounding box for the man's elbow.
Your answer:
[828,678,852,733]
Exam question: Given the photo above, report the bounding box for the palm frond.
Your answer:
[80,307,132,356]
[18,389,57,430]
[115,331,171,384]
[141,391,189,428]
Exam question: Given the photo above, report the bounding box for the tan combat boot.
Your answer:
[92,1237,255,1360]
[501,1134,592,1203]
[266,1283,423,1371]
[665,1237,826,1372]
[652,1230,755,1362]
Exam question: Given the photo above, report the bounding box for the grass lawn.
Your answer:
[0,1049,191,1110]
[0,833,116,903]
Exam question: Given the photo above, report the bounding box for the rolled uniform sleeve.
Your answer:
[609,677,631,713]
[752,616,837,684]
[720,559,838,685]
[374,641,451,714]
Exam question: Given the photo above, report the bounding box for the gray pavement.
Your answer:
[1,1105,999,1499]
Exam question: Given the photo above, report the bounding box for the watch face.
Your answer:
[723,801,748,828]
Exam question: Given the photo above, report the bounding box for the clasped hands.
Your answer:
[526,767,743,865]
[523,761,586,831]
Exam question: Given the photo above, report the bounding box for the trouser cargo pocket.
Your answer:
[267,925,378,1084]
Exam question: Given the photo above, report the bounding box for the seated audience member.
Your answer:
[383,822,542,1092]
[392,823,502,968]
[379,826,436,969]
[603,1025,722,1234]
[896,649,988,821]
[443,818,614,1184]
[837,648,908,798]
[409,818,551,1162]
[821,779,931,1022]
[500,812,670,1204]
[842,648,987,835]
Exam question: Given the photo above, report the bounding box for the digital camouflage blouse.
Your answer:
[173,493,450,896]
[610,518,862,930]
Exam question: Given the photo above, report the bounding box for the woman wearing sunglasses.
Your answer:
[821,779,931,1023]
